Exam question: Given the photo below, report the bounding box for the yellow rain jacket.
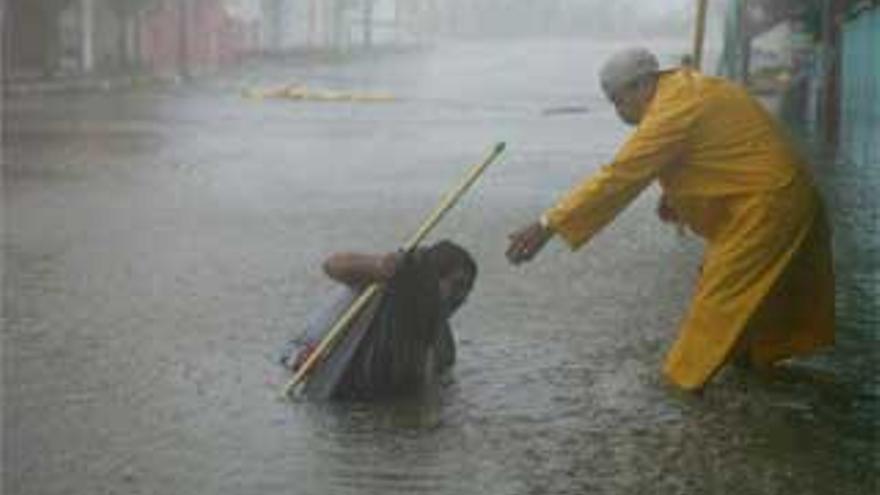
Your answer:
[544,69,835,390]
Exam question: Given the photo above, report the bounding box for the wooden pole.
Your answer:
[282,142,506,399]
[692,0,709,70]
[738,0,751,84]
[822,0,843,147]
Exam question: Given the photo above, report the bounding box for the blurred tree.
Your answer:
[3,0,75,75]
[108,0,162,69]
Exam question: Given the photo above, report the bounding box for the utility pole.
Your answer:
[692,0,709,70]
[738,0,751,84]
[363,0,374,49]
[81,0,95,72]
[177,0,190,80]
[1,0,6,79]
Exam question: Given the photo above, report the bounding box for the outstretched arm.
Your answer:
[322,252,400,287]
[506,218,554,265]
[540,82,698,250]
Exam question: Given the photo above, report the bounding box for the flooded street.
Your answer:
[4,40,877,494]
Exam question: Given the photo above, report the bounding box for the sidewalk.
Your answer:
[800,128,879,398]
[2,45,429,97]
[752,91,877,395]
[2,71,185,96]
[815,146,879,340]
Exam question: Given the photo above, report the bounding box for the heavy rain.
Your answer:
[3,1,878,494]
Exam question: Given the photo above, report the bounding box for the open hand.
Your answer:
[506,221,553,265]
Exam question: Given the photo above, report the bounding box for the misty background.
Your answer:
[6,1,877,495]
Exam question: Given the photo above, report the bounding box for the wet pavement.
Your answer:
[3,39,878,495]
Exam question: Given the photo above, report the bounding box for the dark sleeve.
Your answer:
[435,321,456,370]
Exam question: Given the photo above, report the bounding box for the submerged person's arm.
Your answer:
[322,252,400,287]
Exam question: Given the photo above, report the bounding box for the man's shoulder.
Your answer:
[661,69,738,94]
[657,69,753,114]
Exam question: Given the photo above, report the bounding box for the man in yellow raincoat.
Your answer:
[506,48,835,391]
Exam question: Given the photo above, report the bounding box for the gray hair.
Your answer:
[599,47,660,98]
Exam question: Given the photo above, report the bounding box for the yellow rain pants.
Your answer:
[544,69,835,390]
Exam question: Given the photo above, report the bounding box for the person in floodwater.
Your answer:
[281,240,477,400]
[506,47,835,392]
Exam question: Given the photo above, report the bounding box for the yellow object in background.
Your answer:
[243,83,395,103]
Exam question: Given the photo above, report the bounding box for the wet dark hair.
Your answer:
[333,240,476,399]
[336,248,441,398]
[425,239,478,288]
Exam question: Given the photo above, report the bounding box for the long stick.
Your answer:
[692,0,709,70]
[282,142,506,399]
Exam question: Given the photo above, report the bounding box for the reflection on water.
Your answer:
[3,40,877,495]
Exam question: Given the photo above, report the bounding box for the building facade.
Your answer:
[719,0,879,170]
[2,0,260,81]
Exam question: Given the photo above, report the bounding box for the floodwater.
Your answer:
[3,40,878,495]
